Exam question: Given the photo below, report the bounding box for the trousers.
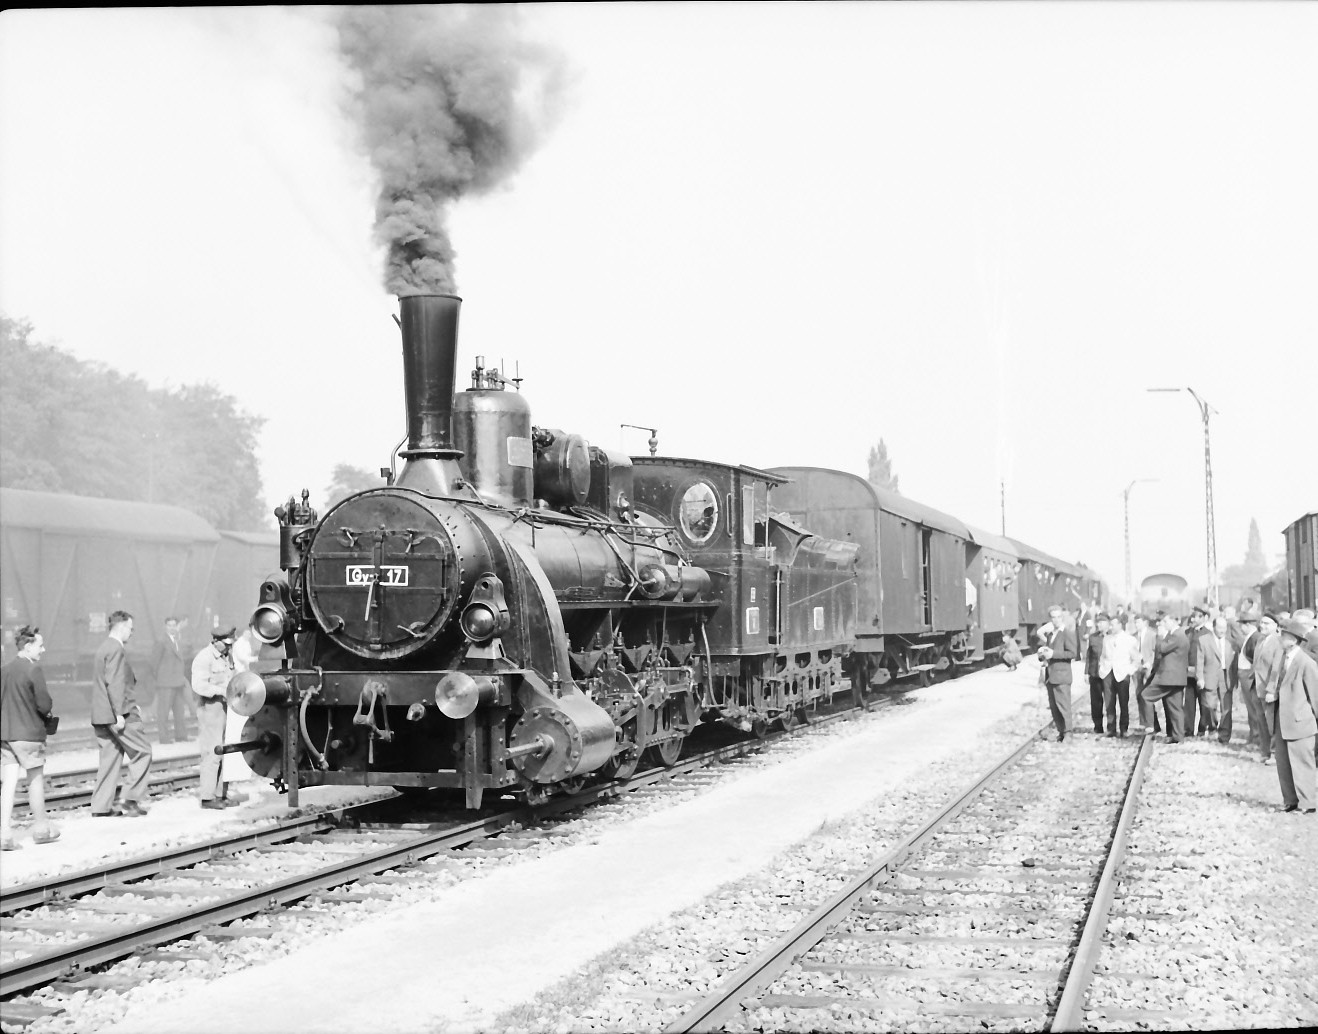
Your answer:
[92,717,152,812]
[1046,680,1072,736]
[156,682,193,743]
[1103,674,1130,735]
[197,697,227,801]
[1273,703,1316,810]
[1217,677,1236,744]
[1141,682,1185,741]
[1183,677,1201,737]
[1088,676,1105,733]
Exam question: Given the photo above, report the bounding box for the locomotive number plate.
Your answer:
[345,565,410,587]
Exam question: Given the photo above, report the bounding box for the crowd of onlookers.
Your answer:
[1,613,261,851]
[1030,598,1318,814]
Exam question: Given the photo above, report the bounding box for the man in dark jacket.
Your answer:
[1142,611,1188,742]
[1184,605,1211,736]
[1084,613,1111,734]
[1,626,60,850]
[91,611,152,817]
[150,616,191,745]
[1235,612,1264,749]
[1039,604,1078,742]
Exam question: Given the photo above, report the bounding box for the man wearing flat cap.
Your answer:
[1270,619,1318,813]
[1184,605,1212,736]
[191,626,237,809]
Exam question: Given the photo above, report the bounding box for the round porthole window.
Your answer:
[678,482,719,544]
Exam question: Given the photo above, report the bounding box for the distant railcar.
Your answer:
[1138,572,1190,621]
[1283,511,1317,612]
[0,487,221,677]
[965,526,1022,658]
[767,468,972,686]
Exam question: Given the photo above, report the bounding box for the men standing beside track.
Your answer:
[1099,614,1139,737]
[1271,619,1318,813]
[1038,604,1078,742]
[1,626,59,849]
[1143,611,1188,742]
[1198,616,1233,742]
[91,611,152,817]
[1235,611,1263,749]
[1184,605,1211,737]
[1084,613,1110,735]
[1254,613,1285,765]
[150,617,191,745]
[192,626,237,809]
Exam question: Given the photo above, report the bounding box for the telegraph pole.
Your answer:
[1148,387,1219,605]
[1123,478,1157,603]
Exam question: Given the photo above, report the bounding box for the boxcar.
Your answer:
[213,529,281,632]
[1008,538,1065,639]
[0,487,221,676]
[767,467,970,685]
[1283,511,1317,612]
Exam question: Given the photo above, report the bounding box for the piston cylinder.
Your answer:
[508,693,615,784]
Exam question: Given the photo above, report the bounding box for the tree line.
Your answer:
[0,315,268,530]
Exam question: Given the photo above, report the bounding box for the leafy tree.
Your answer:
[325,463,383,508]
[866,439,900,493]
[0,314,268,529]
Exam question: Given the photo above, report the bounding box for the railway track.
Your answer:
[13,754,201,816]
[0,687,906,1016]
[666,727,1153,1032]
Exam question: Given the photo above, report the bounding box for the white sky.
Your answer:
[1,3,1314,597]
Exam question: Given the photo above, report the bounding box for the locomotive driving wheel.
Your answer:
[648,735,683,767]
[601,749,640,782]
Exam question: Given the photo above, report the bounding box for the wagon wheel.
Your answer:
[750,717,770,741]
[557,775,589,796]
[778,708,799,732]
[647,735,683,767]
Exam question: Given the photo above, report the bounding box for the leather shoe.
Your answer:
[31,828,60,845]
[91,807,125,817]
[201,799,227,810]
[1283,804,1299,812]
[120,801,148,818]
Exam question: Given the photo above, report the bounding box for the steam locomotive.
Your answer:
[225,295,859,808]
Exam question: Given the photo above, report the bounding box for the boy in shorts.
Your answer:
[1,626,60,849]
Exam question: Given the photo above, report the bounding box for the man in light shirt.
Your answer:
[1235,611,1262,748]
[1099,614,1141,738]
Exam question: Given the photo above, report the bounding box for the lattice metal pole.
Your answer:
[1188,389,1218,607]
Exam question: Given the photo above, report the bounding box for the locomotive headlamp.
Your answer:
[460,602,499,642]
[459,575,510,644]
[252,576,296,644]
[251,603,289,645]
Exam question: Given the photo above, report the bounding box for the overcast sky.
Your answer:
[1,3,1314,598]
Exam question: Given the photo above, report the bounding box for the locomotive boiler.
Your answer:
[227,295,716,807]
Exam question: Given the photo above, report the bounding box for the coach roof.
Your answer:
[0,487,220,543]
[966,525,1020,558]
[768,467,971,538]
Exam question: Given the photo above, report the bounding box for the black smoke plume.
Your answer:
[336,5,566,295]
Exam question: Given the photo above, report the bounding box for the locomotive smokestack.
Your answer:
[399,294,461,456]
[396,294,472,498]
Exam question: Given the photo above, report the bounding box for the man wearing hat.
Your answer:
[1233,610,1263,748]
[1253,613,1286,764]
[1184,605,1212,736]
[1142,611,1188,742]
[1083,613,1112,734]
[1268,619,1318,813]
[191,626,237,809]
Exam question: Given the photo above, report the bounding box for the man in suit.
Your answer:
[1083,613,1111,734]
[1268,619,1318,813]
[1142,611,1188,742]
[1131,614,1159,733]
[1235,611,1263,748]
[1253,613,1286,765]
[1197,616,1234,741]
[150,617,191,745]
[1038,604,1078,742]
[90,611,152,817]
[1184,605,1211,737]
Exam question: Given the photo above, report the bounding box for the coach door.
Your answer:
[920,528,933,628]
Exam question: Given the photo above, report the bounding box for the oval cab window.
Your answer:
[678,482,719,544]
